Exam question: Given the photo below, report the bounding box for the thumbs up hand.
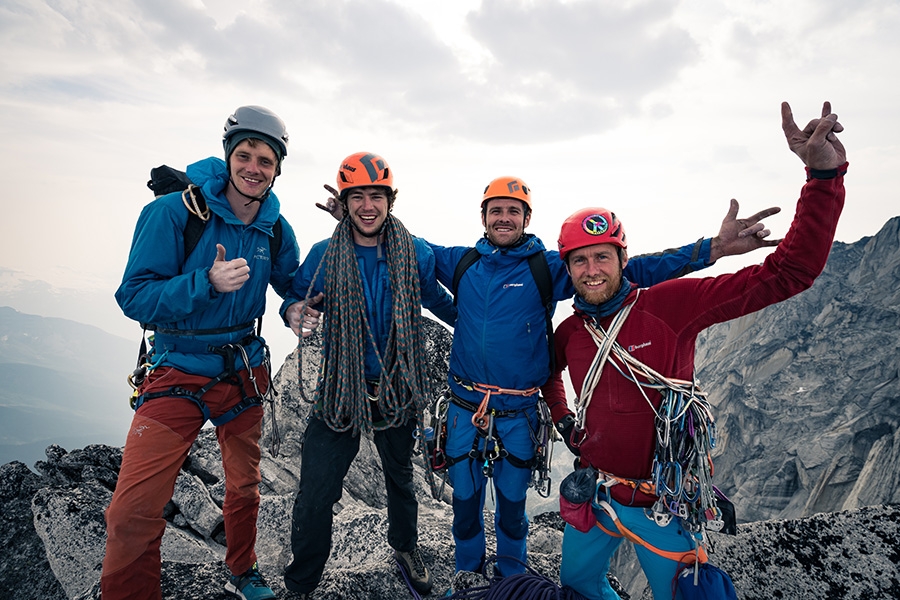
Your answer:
[208,244,250,293]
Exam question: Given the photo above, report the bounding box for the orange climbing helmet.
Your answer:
[482,176,532,211]
[336,152,393,194]
[558,207,627,260]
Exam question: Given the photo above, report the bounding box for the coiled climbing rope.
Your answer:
[307,214,429,435]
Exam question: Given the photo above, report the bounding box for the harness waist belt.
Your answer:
[145,320,257,336]
[153,331,259,355]
[449,393,520,418]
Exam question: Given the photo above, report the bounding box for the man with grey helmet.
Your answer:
[102,106,310,600]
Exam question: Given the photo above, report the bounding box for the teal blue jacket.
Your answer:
[116,157,299,377]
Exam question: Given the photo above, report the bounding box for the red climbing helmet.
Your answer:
[557,207,627,260]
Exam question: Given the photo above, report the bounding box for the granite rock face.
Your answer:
[3,218,900,599]
[695,216,900,524]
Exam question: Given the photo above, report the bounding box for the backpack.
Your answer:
[676,563,738,600]
[451,247,555,372]
[147,164,283,260]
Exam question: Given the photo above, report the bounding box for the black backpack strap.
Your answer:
[451,247,481,305]
[183,209,207,261]
[526,251,556,373]
[271,217,283,257]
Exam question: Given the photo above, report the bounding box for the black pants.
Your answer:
[284,415,419,593]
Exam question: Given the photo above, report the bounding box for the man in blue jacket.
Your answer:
[280,152,456,599]
[426,176,780,578]
[103,106,304,600]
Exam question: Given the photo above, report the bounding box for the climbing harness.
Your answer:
[446,380,554,495]
[593,492,709,565]
[454,377,541,431]
[129,330,280,455]
[444,555,589,600]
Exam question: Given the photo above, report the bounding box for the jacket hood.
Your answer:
[186,156,281,234]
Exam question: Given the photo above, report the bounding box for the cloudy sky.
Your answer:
[2,0,898,357]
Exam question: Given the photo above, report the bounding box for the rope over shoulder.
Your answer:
[313,214,429,435]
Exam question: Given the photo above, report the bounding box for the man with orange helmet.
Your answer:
[279,152,455,598]
[543,102,846,599]
[426,172,782,578]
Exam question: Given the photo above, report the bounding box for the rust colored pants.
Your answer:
[100,366,268,600]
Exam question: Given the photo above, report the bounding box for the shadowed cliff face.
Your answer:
[2,217,899,600]
[695,216,900,523]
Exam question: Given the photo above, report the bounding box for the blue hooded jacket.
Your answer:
[116,156,299,377]
[429,234,711,410]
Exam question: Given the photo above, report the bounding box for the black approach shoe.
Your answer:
[394,547,434,594]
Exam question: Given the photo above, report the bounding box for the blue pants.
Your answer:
[560,495,699,600]
[446,402,537,576]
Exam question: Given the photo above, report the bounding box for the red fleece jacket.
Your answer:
[542,167,847,507]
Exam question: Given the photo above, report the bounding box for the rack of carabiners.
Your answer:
[579,311,724,535]
[607,355,724,534]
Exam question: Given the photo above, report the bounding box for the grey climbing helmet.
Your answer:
[222,105,289,161]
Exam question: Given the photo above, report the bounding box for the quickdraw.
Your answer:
[416,390,452,501]
[529,399,555,498]
[454,388,553,493]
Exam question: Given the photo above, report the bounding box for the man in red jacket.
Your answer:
[542,101,847,600]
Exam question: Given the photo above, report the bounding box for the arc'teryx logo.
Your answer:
[253,245,270,262]
[581,214,609,236]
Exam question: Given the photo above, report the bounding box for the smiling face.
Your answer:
[566,243,628,305]
[227,138,278,199]
[346,186,390,245]
[482,198,530,247]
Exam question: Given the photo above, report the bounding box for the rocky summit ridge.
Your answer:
[2,216,900,599]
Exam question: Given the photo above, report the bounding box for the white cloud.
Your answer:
[0,0,897,314]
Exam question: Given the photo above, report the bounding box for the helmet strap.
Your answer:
[227,175,273,205]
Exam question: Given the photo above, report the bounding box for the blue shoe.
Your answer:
[225,562,276,600]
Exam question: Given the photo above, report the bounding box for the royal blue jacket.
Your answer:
[116,157,299,378]
[429,234,712,409]
[281,236,456,380]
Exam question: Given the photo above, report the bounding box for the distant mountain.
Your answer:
[0,267,299,372]
[0,268,134,340]
[0,307,135,466]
